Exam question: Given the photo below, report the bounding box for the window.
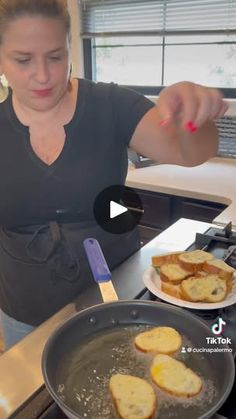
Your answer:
[94,36,162,85]
[79,0,236,158]
[91,34,236,88]
[80,0,236,90]
[164,35,236,87]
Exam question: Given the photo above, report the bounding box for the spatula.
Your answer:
[83,238,118,302]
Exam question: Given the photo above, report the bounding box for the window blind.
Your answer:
[79,0,236,37]
[216,116,236,158]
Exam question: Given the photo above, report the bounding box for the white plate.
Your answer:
[143,266,236,310]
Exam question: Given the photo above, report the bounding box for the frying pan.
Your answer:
[42,240,235,419]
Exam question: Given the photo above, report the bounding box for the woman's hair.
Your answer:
[0,0,71,44]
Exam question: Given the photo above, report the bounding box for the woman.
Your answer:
[0,0,228,350]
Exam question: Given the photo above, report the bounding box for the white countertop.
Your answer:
[126,157,236,229]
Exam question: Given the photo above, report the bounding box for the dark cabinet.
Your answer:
[172,196,226,224]
[139,192,171,229]
[125,188,227,245]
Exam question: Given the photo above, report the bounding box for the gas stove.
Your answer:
[181,222,236,355]
[191,221,236,267]
[6,221,236,419]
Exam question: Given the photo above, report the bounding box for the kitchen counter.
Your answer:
[0,218,213,419]
[126,157,236,228]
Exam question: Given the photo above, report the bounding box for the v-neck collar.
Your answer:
[4,79,86,170]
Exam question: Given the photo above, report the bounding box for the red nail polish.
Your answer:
[190,125,198,133]
[185,121,198,133]
[160,119,169,127]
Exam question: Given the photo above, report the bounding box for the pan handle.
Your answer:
[83,238,118,302]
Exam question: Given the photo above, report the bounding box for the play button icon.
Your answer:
[110,201,128,219]
[93,185,143,234]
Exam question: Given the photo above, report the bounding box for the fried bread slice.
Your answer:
[152,251,184,267]
[203,259,234,291]
[161,281,183,299]
[160,263,192,284]
[180,274,227,302]
[109,374,157,419]
[151,354,202,397]
[134,326,182,354]
[178,250,213,272]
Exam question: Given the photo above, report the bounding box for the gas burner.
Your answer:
[216,221,233,238]
[224,245,236,268]
[195,232,236,249]
[224,245,236,258]
[186,308,220,321]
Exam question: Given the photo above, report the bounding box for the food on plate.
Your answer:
[160,281,183,299]
[151,249,235,303]
[180,275,227,303]
[203,259,234,290]
[152,251,184,267]
[109,374,157,419]
[134,326,182,354]
[151,354,203,397]
[160,263,192,284]
[178,250,214,272]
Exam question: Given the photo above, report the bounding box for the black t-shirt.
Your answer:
[0,79,154,325]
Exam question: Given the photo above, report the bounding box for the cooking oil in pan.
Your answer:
[56,324,219,419]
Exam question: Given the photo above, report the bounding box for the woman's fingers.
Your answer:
[191,87,217,127]
[214,100,229,119]
[158,82,228,132]
[158,89,183,125]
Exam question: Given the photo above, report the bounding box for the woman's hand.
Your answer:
[130,82,228,167]
[157,81,228,133]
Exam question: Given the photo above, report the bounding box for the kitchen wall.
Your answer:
[67,0,84,78]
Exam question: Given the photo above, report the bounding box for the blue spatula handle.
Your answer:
[83,238,112,283]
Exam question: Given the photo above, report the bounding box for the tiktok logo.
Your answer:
[211,317,226,335]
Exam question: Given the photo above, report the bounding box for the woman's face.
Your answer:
[0,15,71,111]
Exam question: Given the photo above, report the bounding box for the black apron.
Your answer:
[0,222,140,325]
